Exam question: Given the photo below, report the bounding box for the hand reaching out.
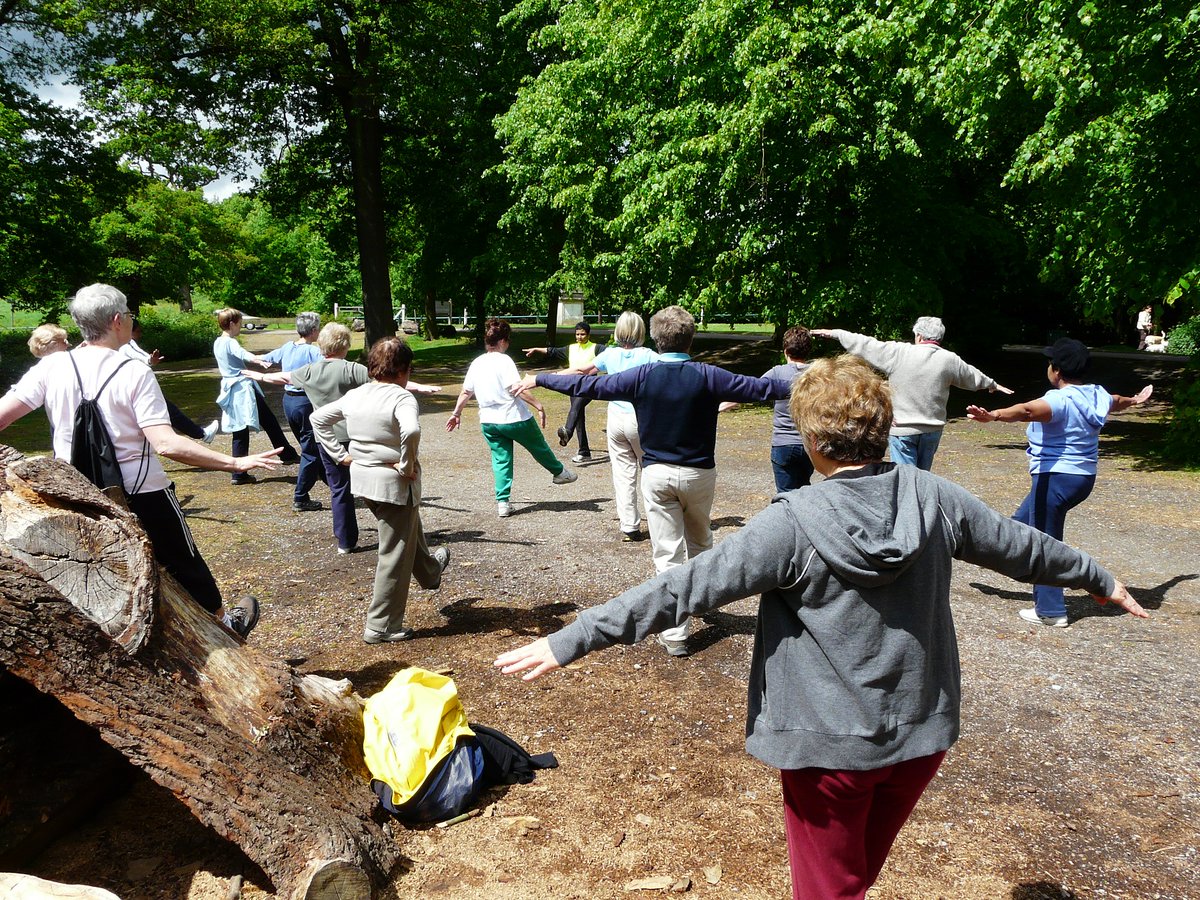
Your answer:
[494,638,561,681]
[1091,579,1149,619]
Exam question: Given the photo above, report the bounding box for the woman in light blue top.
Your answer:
[968,338,1151,627]
[213,308,299,483]
[570,311,659,540]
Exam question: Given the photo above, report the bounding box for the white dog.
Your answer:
[1144,333,1169,353]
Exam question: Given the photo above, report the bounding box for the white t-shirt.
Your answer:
[463,351,531,425]
[8,345,172,494]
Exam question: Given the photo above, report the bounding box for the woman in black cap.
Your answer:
[966,337,1151,627]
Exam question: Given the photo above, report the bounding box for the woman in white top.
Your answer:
[564,312,659,540]
[446,318,577,518]
[311,337,450,644]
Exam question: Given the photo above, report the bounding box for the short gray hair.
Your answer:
[296,311,321,338]
[613,311,646,348]
[70,284,129,342]
[913,316,945,342]
[649,305,695,353]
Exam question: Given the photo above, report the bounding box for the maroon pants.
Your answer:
[780,751,946,900]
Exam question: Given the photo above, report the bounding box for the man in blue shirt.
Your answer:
[513,305,790,657]
[262,312,325,511]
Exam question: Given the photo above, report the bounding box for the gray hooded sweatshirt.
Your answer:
[547,464,1115,772]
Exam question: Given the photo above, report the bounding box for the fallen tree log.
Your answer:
[0,448,401,898]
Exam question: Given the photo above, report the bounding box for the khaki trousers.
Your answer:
[364,499,441,634]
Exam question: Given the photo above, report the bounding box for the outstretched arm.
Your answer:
[1111,384,1153,412]
[966,397,1053,424]
[144,423,282,474]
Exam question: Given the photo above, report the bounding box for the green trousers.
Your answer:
[481,418,564,502]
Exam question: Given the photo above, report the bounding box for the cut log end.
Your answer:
[294,860,373,900]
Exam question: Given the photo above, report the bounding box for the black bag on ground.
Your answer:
[67,351,132,496]
[470,722,559,786]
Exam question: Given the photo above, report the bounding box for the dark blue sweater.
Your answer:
[537,355,791,469]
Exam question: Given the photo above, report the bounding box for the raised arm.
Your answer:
[966,397,1054,424]
[1111,384,1153,412]
[495,502,799,680]
[143,423,282,474]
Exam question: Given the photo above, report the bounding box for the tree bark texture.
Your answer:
[0,448,401,899]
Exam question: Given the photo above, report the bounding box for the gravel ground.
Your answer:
[16,340,1199,900]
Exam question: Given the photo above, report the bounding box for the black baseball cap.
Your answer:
[1043,337,1090,377]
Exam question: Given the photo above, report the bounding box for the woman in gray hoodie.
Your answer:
[495,354,1147,900]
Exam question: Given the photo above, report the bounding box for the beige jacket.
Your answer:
[311,381,421,506]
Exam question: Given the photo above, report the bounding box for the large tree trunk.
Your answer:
[319,12,396,351]
[0,448,400,898]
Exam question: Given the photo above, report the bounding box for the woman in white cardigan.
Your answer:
[311,337,450,643]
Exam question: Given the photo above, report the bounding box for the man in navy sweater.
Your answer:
[513,306,790,656]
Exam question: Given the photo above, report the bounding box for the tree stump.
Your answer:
[0,448,401,898]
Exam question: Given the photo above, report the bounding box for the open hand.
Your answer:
[236,447,284,473]
[1091,579,1149,619]
[966,405,995,423]
[494,638,561,681]
[509,376,538,395]
[1131,385,1153,405]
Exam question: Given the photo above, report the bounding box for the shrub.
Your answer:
[135,306,219,362]
[1164,360,1200,466]
[1166,315,1200,356]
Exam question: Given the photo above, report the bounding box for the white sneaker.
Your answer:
[498,501,512,517]
[552,468,577,485]
[202,420,220,444]
[1018,608,1069,628]
[655,633,689,657]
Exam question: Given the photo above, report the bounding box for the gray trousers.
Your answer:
[364,499,441,634]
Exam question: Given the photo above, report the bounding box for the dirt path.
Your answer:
[17,343,1199,900]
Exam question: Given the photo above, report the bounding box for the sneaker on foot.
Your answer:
[202,420,219,444]
[655,633,689,657]
[363,627,414,644]
[556,425,569,447]
[231,473,256,486]
[498,501,512,517]
[572,453,592,463]
[621,529,646,542]
[1018,608,1069,628]
[292,498,322,512]
[427,547,451,590]
[552,468,577,485]
[226,595,260,639]
[278,449,301,465]
[336,545,357,555]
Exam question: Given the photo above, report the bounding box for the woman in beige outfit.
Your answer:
[311,337,449,643]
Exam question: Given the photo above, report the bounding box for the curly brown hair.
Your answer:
[790,355,891,463]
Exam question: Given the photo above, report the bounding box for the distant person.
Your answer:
[1136,305,1154,350]
[121,317,218,444]
[512,305,791,657]
[312,337,450,643]
[447,318,576,518]
[212,308,299,485]
[261,312,325,511]
[812,317,1011,470]
[967,337,1152,627]
[268,323,441,555]
[496,354,1148,900]
[27,324,70,358]
[0,284,281,638]
[720,325,815,491]
[559,311,660,541]
[525,321,598,462]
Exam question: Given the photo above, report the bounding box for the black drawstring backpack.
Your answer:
[67,352,136,500]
